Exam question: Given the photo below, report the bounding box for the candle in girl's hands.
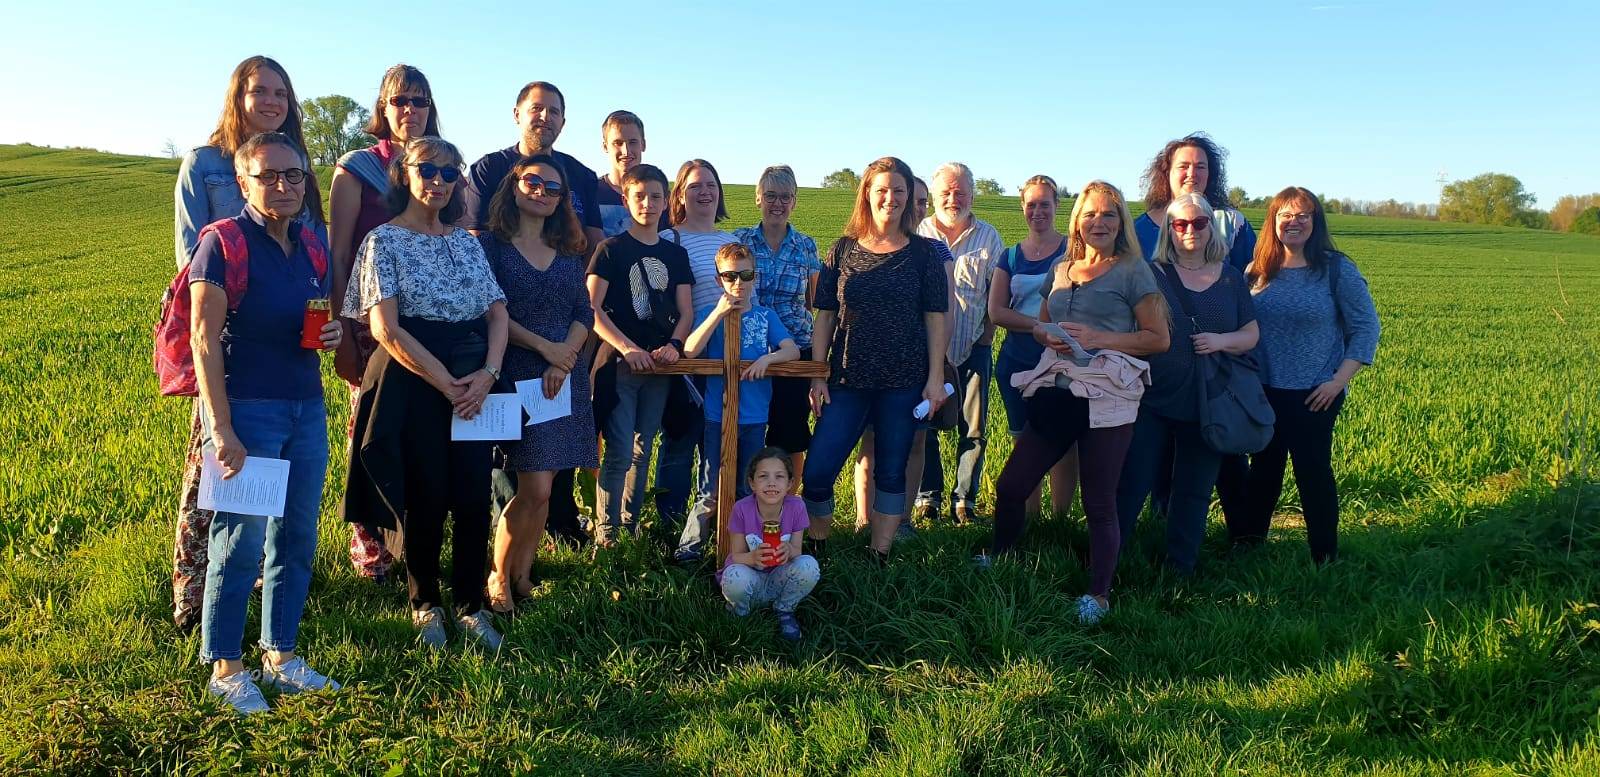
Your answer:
[301,298,331,349]
[761,517,782,568]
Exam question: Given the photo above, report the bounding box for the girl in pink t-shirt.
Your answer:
[720,448,820,641]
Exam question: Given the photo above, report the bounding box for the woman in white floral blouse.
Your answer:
[342,136,510,652]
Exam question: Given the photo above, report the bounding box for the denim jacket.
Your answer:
[174,144,327,267]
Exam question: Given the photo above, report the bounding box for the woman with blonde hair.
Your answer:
[982,180,1168,624]
[169,55,324,634]
[1116,192,1258,575]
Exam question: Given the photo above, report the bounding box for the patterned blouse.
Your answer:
[344,224,506,323]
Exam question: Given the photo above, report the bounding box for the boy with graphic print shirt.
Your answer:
[586,164,694,544]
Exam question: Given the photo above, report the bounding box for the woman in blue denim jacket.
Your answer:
[170,55,326,634]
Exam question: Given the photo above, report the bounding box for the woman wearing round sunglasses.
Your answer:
[170,55,326,635]
[477,156,597,613]
[331,64,442,584]
[342,137,510,651]
[1115,192,1257,576]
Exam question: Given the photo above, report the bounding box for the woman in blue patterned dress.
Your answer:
[479,154,598,612]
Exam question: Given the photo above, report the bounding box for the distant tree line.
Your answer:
[1226,175,1598,236]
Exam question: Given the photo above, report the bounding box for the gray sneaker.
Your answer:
[458,610,504,651]
[261,656,341,694]
[1077,594,1111,625]
[208,670,270,715]
[412,606,448,650]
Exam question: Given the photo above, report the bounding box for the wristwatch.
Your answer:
[667,338,684,352]
[483,364,502,381]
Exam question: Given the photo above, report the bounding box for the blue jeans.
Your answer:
[1115,406,1222,575]
[655,417,704,528]
[597,365,670,535]
[802,385,922,518]
[677,421,766,558]
[199,397,328,663]
[918,343,992,512]
[721,555,821,615]
[994,348,1035,437]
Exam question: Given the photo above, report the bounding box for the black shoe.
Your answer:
[870,549,889,568]
[915,502,939,526]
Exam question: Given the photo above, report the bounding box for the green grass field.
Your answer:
[1,144,1598,775]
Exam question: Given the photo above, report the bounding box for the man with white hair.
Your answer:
[915,162,1005,525]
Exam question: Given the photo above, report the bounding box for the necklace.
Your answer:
[1176,258,1207,271]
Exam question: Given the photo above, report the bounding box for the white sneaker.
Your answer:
[413,606,448,650]
[208,670,270,715]
[457,610,503,651]
[261,656,341,693]
[1077,594,1111,625]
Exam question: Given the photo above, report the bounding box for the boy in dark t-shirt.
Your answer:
[586,164,694,544]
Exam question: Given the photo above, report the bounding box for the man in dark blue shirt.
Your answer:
[459,81,604,249]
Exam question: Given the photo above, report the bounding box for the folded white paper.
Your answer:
[199,454,290,518]
[515,378,573,426]
[450,393,523,440]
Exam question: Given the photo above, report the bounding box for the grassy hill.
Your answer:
[1,145,1598,774]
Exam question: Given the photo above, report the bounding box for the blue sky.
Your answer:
[5,1,1596,206]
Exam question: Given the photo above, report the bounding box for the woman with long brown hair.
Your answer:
[479,155,596,611]
[981,180,1169,625]
[332,64,442,582]
[1228,188,1379,563]
[800,157,949,563]
[169,55,324,634]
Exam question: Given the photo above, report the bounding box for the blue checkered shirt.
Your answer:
[735,224,822,348]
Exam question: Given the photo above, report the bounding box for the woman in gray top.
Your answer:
[984,180,1170,625]
[1228,187,1380,563]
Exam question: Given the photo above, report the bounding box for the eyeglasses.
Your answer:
[762,193,795,205]
[387,95,433,109]
[246,168,306,186]
[408,162,461,183]
[1278,212,1313,222]
[1171,216,1211,233]
[517,173,565,197]
[718,269,756,282]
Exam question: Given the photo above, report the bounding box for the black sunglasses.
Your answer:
[247,168,306,186]
[387,95,433,109]
[518,173,565,197]
[718,269,756,282]
[408,162,461,183]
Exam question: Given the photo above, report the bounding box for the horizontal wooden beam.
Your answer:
[647,359,830,378]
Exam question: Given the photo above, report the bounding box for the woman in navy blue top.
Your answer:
[1115,193,1258,575]
[188,133,342,715]
[1134,133,1255,270]
[986,174,1077,520]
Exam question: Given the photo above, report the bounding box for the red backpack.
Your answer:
[153,218,328,396]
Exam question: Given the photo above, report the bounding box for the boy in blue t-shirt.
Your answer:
[673,243,800,563]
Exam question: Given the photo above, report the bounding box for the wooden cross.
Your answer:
[650,312,829,563]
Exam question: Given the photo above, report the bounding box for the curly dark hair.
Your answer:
[1140,132,1230,211]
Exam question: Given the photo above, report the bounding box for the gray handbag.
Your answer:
[1158,264,1275,454]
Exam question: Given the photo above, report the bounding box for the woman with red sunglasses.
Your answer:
[331,64,442,583]
[1115,192,1258,575]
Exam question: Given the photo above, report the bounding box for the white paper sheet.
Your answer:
[450,393,523,440]
[199,454,290,518]
[516,378,573,426]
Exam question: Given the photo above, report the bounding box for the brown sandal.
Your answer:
[486,573,515,615]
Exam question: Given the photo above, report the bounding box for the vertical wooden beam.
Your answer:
[715,310,742,565]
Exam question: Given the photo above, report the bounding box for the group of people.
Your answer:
[168,57,1381,715]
